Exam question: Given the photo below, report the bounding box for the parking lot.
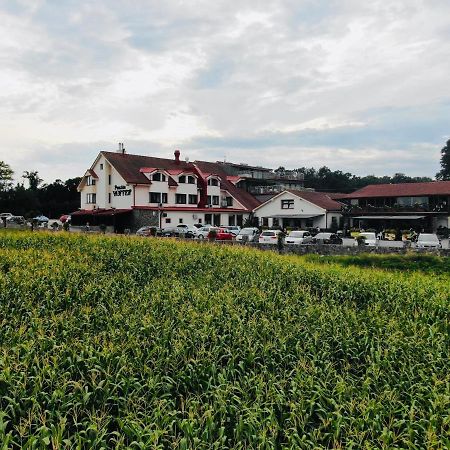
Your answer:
[341,238,450,249]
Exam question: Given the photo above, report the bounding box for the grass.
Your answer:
[0,230,449,448]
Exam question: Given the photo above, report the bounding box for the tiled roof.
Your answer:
[337,181,450,199]
[194,160,261,210]
[100,151,261,210]
[102,151,193,185]
[286,190,344,211]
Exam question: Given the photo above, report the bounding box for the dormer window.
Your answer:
[208,178,219,186]
[86,176,96,186]
[179,174,196,184]
[152,172,166,182]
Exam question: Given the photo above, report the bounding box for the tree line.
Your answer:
[0,163,81,218]
[0,139,449,218]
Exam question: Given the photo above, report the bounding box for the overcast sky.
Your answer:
[0,0,449,183]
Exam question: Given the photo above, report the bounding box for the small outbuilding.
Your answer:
[253,190,344,230]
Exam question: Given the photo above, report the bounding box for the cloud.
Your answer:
[0,0,449,182]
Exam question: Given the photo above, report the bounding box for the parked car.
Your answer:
[312,232,343,245]
[0,213,13,219]
[285,230,313,245]
[223,226,241,236]
[415,233,442,249]
[354,232,378,247]
[207,227,234,241]
[136,226,161,237]
[195,226,212,239]
[175,224,198,236]
[47,219,63,230]
[235,227,259,243]
[6,215,26,225]
[258,229,284,244]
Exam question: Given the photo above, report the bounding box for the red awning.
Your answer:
[71,209,132,216]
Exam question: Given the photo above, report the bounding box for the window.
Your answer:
[86,193,96,204]
[273,218,279,227]
[205,214,212,224]
[208,178,219,186]
[108,174,111,185]
[152,172,166,182]
[212,196,219,205]
[226,196,233,206]
[149,192,168,203]
[188,176,195,184]
[108,193,111,203]
[228,215,235,226]
[179,175,186,183]
[86,176,96,186]
[281,199,294,209]
[100,164,103,170]
[207,195,212,206]
[179,218,183,224]
[176,194,187,204]
[188,194,197,204]
[262,217,269,227]
[165,218,171,224]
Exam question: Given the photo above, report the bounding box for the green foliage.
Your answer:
[306,253,450,275]
[291,166,432,193]
[0,231,449,448]
[436,139,450,180]
[0,161,14,192]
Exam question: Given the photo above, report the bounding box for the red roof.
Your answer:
[286,190,344,210]
[88,169,98,179]
[339,181,450,199]
[194,160,261,210]
[102,151,193,185]
[98,151,260,210]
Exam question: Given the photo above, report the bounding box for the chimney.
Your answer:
[174,149,180,165]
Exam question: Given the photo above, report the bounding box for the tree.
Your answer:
[436,139,450,180]
[0,161,14,191]
[22,171,43,190]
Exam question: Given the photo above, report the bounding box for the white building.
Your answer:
[74,148,260,232]
[253,190,343,230]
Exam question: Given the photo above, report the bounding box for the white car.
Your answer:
[258,229,283,244]
[236,227,259,242]
[285,230,313,245]
[174,224,198,236]
[195,226,212,240]
[354,232,378,247]
[0,212,13,219]
[415,233,442,249]
[223,225,241,236]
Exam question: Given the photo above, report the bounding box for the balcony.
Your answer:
[344,203,449,215]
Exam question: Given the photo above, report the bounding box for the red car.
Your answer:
[207,227,234,241]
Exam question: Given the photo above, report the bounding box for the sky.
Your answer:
[0,0,449,184]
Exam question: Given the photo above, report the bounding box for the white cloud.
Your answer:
[0,0,448,182]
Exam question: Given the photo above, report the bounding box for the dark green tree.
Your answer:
[436,139,450,180]
[0,161,14,191]
[22,171,43,190]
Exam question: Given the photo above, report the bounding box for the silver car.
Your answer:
[236,227,259,242]
[415,233,442,249]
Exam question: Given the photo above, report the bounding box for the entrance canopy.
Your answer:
[354,215,425,220]
[71,208,132,217]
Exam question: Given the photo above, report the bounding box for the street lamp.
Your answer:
[111,207,116,233]
[158,202,163,229]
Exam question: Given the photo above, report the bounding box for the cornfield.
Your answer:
[0,231,449,448]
